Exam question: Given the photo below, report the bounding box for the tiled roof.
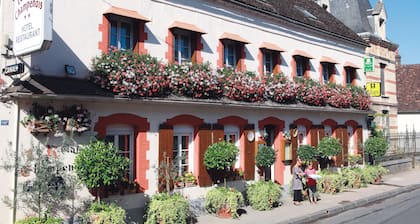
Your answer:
[223,0,367,46]
[329,0,374,34]
[397,64,420,113]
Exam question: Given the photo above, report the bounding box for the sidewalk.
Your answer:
[195,168,420,224]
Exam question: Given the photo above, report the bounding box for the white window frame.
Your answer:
[224,41,237,68]
[324,125,332,137]
[297,125,307,147]
[296,56,304,77]
[322,63,330,83]
[224,125,240,168]
[109,16,134,50]
[173,29,192,64]
[347,126,354,155]
[263,50,274,74]
[106,124,134,181]
[173,125,194,176]
[345,67,354,85]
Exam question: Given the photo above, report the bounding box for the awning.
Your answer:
[320,56,339,64]
[344,61,361,69]
[292,50,314,59]
[260,42,286,52]
[104,6,151,22]
[220,32,250,44]
[169,21,206,34]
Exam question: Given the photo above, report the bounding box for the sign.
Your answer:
[13,0,53,56]
[366,82,381,97]
[1,120,9,126]
[364,57,374,72]
[2,63,24,76]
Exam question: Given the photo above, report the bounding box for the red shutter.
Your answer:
[243,129,255,180]
[158,126,174,192]
[197,125,213,187]
[290,126,298,174]
[356,126,363,156]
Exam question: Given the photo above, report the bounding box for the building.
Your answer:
[325,0,399,136]
[1,0,370,222]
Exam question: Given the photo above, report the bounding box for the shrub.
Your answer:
[341,167,364,189]
[83,202,126,224]
[297,145,317,163]
[204,141,239,170]
[317,170,345,194]
[255,145,276,167]
[205,187,244,218]
[74,140,130,202]
[246,181,282,211]
[364,136,388,164]
[317,137,342,159]
[362,165,388,184]
[145,193,191,224]
[16,216,63,224]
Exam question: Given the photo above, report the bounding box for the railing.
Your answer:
[386,131,419,155]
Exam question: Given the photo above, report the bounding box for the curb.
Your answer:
[280,183,420,224]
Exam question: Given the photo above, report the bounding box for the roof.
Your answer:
[397,64,420,113]
[222,0,367,46]
[328,0,374,34]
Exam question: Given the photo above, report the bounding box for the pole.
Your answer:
[12,101,20,223]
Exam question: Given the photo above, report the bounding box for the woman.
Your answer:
[292,158,305,205]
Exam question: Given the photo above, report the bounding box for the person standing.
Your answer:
[292,158,305,205]
[305,162,318,204]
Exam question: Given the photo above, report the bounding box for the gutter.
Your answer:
[222,0,369,47]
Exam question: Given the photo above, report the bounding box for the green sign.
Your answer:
[364,57,374,72]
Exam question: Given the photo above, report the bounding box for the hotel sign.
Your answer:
[366,82,381,97]
[364,57,374,72]
[2,63,24,76]
[13,0,53,56]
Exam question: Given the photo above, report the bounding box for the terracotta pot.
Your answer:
[216,207,232,218]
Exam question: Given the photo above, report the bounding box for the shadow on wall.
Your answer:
[30,30,90,78]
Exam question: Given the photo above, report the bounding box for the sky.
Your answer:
[368,0,420,64]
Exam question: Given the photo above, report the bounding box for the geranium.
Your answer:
[326,84,352,108]
[295,78,328,106]
[349,86,371,110]
[265,73,297,104]
[219,68,266,102]
[168,62,223,99]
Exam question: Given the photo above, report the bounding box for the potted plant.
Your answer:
[205,187,244,218]
[204,141,239,184]
[297,145,317,165]
[83,202,126,224]
[145,193,191,224]
[255,145,276,181]
[317,137,342,169]
[182,172,197,187]
[16,216,63,224]
[362,165,387,184]
[74,140,130,203]
[246,180,282,211]
[363,136,388,165]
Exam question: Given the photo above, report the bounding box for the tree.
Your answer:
[255,145,276,181]
[317,137,342,159]
[74,140,130,203]
[297,145,317,164]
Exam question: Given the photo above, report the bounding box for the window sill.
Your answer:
[381,95,389,99]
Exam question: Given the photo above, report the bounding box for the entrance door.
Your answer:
[105,125,134,181]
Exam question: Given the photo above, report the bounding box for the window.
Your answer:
[345,67,356,86]
[224,125,240,168]
[347,126,354,155]
[263,50,276,74]
[224,41,238,68]
[173,32,191,64]
[110,19,133,50]
[380,63,386,95]
[295,56,309,77]
[322,62,334,84]
[173,125,194,176]
[105,125,134,181]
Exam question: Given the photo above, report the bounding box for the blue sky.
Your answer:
[369,0,419,64]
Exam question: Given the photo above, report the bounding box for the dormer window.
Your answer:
[379,17,385,26]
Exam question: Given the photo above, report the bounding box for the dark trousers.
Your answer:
[293,189,303,202]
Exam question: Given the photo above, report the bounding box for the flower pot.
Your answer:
[216,207,232,218]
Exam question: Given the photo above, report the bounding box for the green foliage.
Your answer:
[362,165,388,184]
[364,136,388,162]
[145,193,191,224]
[317,170,345,194]
[83,202,126,224]
[255,145,276,167]
[346,154,362,167]
[246,181,282,211]
[204,141,239,170]
[75,140,130,202]
[16,216,63,224]
[297,145,317,163]
[317,137,342,158]
[341,167,364,188]
[205,187,244,218]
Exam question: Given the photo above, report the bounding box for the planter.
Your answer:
[216,206,232,218]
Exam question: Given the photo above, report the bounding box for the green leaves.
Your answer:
[317,137,342,158]
[204,141,239,170]
[364,136,388,162]
[74,140,130,190]
[247,180,281,211]
[297,145,317,163]
[255,145,276,167]
[145,193,191,224]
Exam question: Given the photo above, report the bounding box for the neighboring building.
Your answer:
[325,0,399,136]
[1,0,370,222]
[396,56,420,133]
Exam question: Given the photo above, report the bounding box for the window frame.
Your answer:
[108,16,134,50]
[345,67,356,86]
[263,50,276,74]
[173,125,194,176]
[295,55,308,77]
[380,63,386,96]
[224,125,240,168]
[173,29,192,64]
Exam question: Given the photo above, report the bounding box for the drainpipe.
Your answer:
[12,100,20,223]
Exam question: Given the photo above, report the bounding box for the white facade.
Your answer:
[0,0,370,222]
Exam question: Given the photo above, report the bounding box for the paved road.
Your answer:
[315,187,420,224]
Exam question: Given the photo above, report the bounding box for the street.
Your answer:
[315,187,420,224]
